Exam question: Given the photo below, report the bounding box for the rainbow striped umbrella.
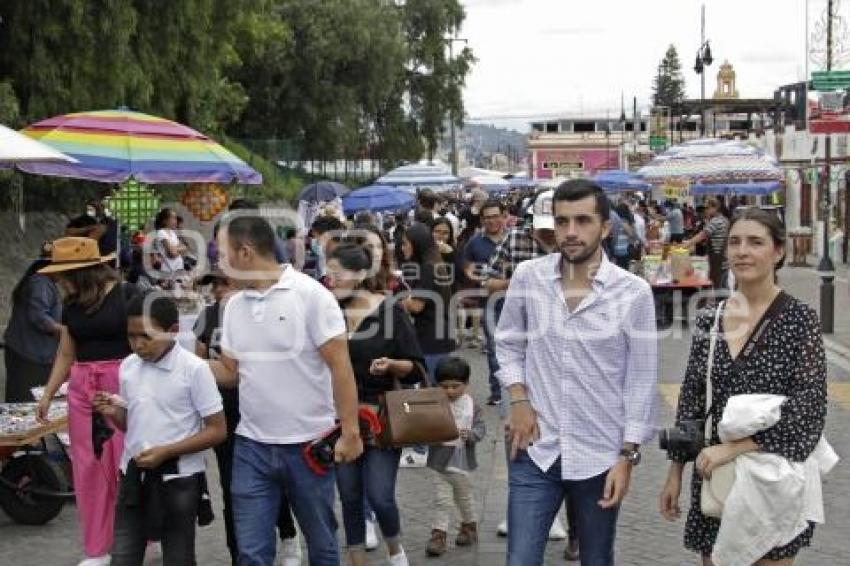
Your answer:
[17,109,262,184]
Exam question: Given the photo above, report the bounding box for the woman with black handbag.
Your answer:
[659,208,828,565]
[325,241,425,566]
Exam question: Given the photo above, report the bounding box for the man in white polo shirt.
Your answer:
[210,214,363,566]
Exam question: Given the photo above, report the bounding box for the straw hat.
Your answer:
[38,237,116,274]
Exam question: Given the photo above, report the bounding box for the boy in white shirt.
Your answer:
[95,294,226,566]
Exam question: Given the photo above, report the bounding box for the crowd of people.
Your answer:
[0,179,831,566]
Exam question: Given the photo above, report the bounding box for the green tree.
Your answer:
[402,0,475,159]
[0,81,20,126]
[0,0,140,122]
[652,45,686,109]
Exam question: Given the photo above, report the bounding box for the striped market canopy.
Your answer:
[376,161,461,190]
[637,138,782,185]
[17,109,262,184]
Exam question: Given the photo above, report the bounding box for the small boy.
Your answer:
[426,357,486,557]
[95,294,226,566]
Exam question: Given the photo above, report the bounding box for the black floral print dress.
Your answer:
[671,295,828,560]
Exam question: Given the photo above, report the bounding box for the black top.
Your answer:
[347,298,425,404]
[193,301,239,428]
[460,207,480,233]
[62,283,137,362]
[193,302,223,359]
[672,297,826,558]
[404,263,457,354]
[67,214,118,257]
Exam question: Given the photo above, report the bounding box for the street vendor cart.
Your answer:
[641,246,714,327]
[0,402,72,525]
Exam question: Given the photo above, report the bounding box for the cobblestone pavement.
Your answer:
[2,287,850,564]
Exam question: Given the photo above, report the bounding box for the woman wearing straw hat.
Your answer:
[35,237,139,566]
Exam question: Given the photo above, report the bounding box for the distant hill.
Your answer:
[445,123,527,169]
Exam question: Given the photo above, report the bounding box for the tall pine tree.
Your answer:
[652,45,686,108]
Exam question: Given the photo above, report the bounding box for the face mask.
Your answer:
[86,206,97,218]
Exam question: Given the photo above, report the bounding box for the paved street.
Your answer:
[2,264,850,565]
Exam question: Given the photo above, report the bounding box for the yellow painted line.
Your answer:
[659,382,850,410]
[828,383,850,410]
[658,383,681,408]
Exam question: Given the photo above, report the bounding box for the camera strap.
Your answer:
[704,291,791,443]
[704,302,724,444]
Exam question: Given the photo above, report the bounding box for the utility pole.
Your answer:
[700,5,706,136]
[446,37,468,176]
[819,0,836,333]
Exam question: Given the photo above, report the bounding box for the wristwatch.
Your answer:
[619,448,641,466]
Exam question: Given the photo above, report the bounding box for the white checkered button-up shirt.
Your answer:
[496,253,658,480]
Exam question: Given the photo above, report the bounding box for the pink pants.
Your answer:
[68,360,124,558]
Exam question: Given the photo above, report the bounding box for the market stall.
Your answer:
[0,399,70,525]
[639,244,713,327]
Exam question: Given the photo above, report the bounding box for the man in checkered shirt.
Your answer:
[496,180,658,566]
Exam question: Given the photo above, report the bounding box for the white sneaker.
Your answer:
[77,556,111,566]
[497,519,508,537]
[548,518,567,540]
[276,533,302,566]
[387,546,409,566]
[365,517,380,551]
[398,447,427,468]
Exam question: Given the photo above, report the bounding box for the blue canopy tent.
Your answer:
[342,184,415,214]
[689,181,782,196]
[592,170,651,192]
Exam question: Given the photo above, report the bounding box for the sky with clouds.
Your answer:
[460,0,842,130]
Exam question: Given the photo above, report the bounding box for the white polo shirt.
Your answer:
[119,343,223,479]
[220,266,346,444]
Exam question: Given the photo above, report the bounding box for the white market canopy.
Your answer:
[0,123,77,164]
[376,160,461,190]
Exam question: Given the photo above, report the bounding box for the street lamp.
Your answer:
[693,4,713,136]
[694,41,713,135]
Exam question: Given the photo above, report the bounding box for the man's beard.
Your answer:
[560,239,602,265]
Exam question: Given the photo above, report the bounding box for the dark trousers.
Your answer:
[4,348,52,402]
[111,473,202,566]
[483,297,504,399]
[507,453,618,566]
[336,446,403,548]
[215,390,296,565]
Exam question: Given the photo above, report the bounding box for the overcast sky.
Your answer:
[461,0,842,131]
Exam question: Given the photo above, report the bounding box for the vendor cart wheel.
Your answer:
[0,454,67,525]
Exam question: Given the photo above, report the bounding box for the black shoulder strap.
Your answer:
[737,291,792,363]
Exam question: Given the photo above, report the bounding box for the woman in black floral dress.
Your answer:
[659,208,828,565]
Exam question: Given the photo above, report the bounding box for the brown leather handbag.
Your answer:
[378,362,459,447]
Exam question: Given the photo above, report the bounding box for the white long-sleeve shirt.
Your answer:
[495,253,658,480]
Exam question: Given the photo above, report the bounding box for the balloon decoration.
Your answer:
[105,179,160,231]
[181,183,229,221]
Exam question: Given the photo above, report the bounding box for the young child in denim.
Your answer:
[425,356,486,557]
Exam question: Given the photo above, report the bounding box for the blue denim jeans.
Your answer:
[231,435,339,566]
[483,297,504,399]
[335,445,402,550]
[507,452,618,566]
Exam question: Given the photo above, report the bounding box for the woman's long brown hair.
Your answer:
[59,263,121,315]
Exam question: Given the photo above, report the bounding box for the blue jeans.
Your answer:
[423,353,453,386]
[231,435,339,566]
[507,452,618,566]
[336,446,402,549]
[483,297,504,399]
